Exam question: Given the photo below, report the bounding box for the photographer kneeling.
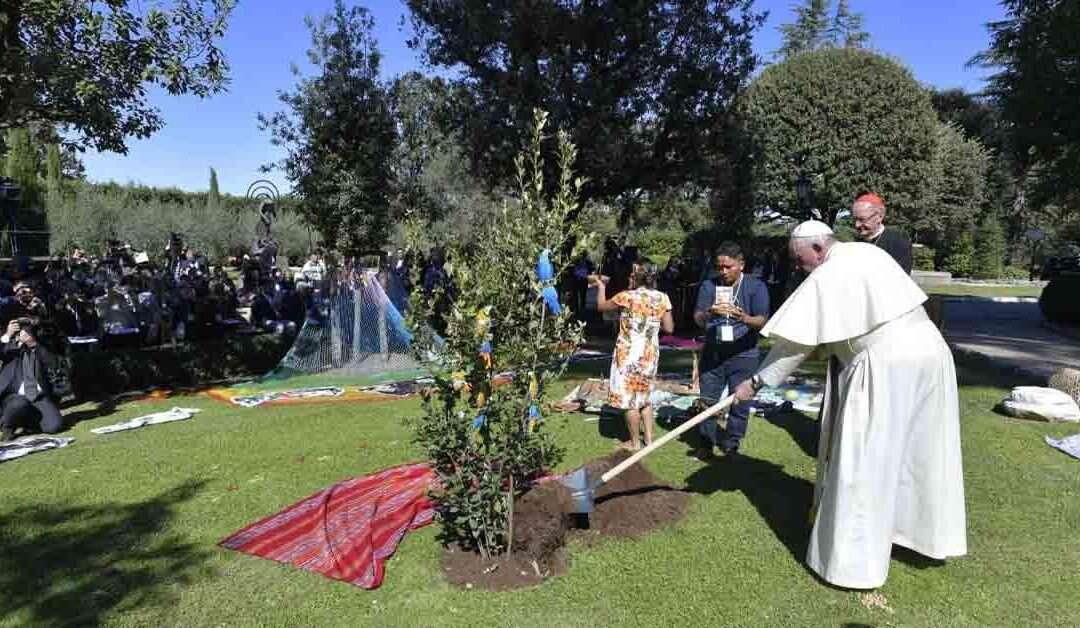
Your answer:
[0,319,63,441]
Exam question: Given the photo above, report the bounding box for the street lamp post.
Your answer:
[795,172,814,218]
[1025,228,1045,281]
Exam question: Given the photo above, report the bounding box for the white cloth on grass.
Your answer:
[1000,387,1080,423]
[1045,434,1080,460]
[755,242,966,589]
[0,436,74,463]
[91,407,201,434]
[230,387,344,408]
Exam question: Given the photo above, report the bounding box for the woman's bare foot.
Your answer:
[616,440,641,452]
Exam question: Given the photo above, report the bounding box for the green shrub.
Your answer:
[828,219,858,242]
[632,228,685,262]
[738,48,938,226]
[1002,265,1031,280]
[913,245,936,271]
[1039,276,1080,324]
[944,232,975,277]
[973,215,1006,279]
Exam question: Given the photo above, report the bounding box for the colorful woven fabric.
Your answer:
[220,462,436,589]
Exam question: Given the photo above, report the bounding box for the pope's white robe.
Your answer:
[757,242,966,589]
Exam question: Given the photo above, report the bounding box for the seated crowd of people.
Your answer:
[0,239,343,440]
[0,241,336,358]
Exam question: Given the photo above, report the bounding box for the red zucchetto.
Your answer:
[854,192,885,207]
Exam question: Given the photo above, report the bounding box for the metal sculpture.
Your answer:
[245,180,281,278]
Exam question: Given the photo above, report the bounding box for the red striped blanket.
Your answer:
[220,462,436,589]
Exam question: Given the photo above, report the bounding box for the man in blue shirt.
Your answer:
[692,241,770,458]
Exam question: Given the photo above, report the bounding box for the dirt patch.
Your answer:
[512,480,573,560]
[442,450,690,590]
[441,546,568,592]
[576,450,691,539]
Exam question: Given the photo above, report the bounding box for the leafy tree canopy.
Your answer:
[973,0,1080,210]
[0,1,235,153]
[776,0,869,59]
[738,48,938,227]
[406,0,766,207]
[260,0,396,254]
[922,122,990,248]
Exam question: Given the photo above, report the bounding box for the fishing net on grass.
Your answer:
[212,268,430,405]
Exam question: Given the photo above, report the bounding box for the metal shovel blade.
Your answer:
[558,467,598,514]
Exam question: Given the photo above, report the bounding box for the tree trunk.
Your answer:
[505,474,514,559]
[1005,170,1028,266]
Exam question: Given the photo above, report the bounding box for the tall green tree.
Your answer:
[207,168,221,212]
[389,72,451,223]
[1,1,235,153]
[928,88,1044,261]
[777,0,869,59]
[922,123,990,251]
[3,127,40,208]
[1,125,84,183]
[406,0,766,216]
[738,48,938,227]
[260,1,396,253]
[387,73,501,245]
[829,0,870,48]
[45,143,61,193]
[777,0,831,58]
[973,214,1006,278]
[944,230,975,277]
[930,89,1003,147]
[973,0,1080,212]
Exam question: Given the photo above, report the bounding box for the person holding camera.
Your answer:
[175,248,207,282]
[691,241,770,458]
[0,319,63,441]
[11,281,47,325]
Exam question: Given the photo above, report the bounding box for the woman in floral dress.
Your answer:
[590,264,674,451]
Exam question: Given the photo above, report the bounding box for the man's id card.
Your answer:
[719,324,735,342]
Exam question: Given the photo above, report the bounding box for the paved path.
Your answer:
[943,297,1080,382]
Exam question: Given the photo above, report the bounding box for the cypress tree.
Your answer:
[4,128,42,209]
[207,167,221,212]
[973,215,1006,279]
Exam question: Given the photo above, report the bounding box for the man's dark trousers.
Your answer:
[699,353,758,451]
[1,394,63,434]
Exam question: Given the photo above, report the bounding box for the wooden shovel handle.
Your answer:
[600,394,737,485]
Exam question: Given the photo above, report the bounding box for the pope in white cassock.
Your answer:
[732,220,967,590]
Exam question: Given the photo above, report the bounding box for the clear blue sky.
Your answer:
[80,0,1008,196]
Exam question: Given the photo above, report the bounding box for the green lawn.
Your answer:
[1,359,1078,627]
[923,283,1044,298]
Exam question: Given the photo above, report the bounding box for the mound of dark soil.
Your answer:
[442,450,690,590]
